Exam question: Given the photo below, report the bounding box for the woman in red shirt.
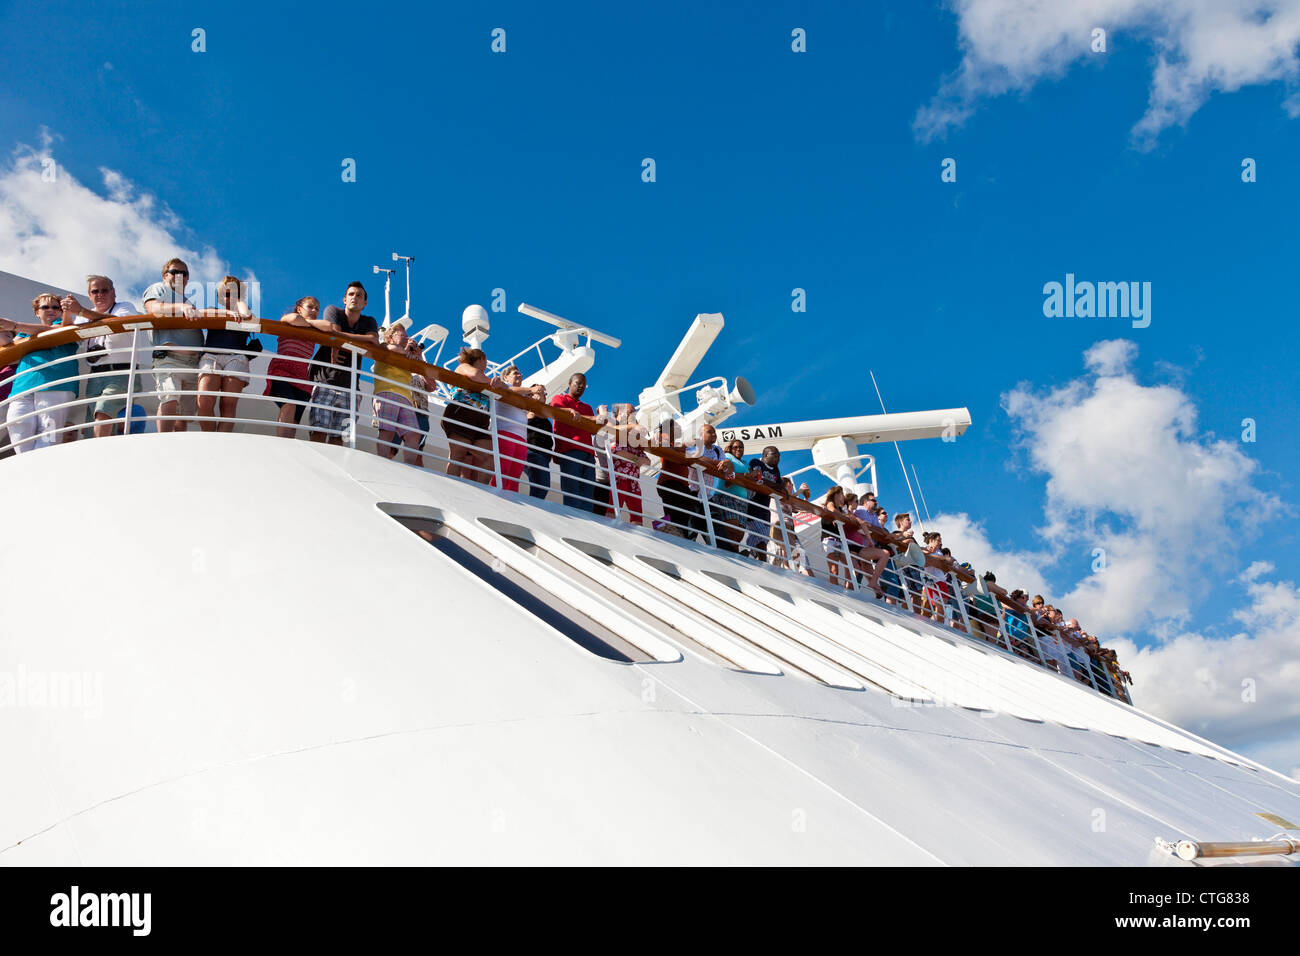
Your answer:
[269,296,333,438]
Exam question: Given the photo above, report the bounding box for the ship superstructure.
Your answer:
[1,267,1297,865]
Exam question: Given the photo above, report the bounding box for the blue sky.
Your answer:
[2,0,1298,771]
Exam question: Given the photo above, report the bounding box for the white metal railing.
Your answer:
[0,325,1132,706]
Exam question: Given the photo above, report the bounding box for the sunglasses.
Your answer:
[38,303,61,310]
[89,288,112,295]
[166,269,188,277]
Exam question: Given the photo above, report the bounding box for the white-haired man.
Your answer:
[81,275,143,437]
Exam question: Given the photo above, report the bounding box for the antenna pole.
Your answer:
[372,266,395,326]
[911,463,934,525]
[869,369,926,535]
[393,253,415,321]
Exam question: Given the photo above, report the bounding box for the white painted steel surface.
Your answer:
[2,434,1297,865]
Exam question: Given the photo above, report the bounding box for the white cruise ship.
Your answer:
[1,266,1297,866]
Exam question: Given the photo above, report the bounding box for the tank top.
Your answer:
[265,335,315,394]
[372,357,412,402]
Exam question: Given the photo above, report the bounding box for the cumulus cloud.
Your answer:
[1109,562,1300,777]
[927,339,1294,773]
[1083,338,1136,376]
[917,0,1300,148]
[0,131,230,304]
[923,511,1055,600]
[1002,340,1282,634]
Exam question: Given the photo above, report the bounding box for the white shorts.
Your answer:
[198,353,251,381]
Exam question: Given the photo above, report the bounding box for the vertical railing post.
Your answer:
[489,397,502,487]
[605,434,621,521]
[347,348,359,450]
[775,494,795,571]
[989,597,1015,655]
[836,520,858,592]
[1095,657,1118,698]
[1021,611,1047,666]
[950,571,974,634]
[695,466,717,549]
[123,329,139,436]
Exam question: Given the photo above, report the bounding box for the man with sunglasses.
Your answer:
[80,275,141,437]
[143,258,203,433]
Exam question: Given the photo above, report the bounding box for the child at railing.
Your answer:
[371,323,426,465]
[609,404,649,524]
[269,296,330,438]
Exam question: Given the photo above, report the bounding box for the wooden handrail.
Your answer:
[0,312,1114,665]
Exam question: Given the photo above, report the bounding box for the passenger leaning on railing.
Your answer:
[493,364,534,492]
[524,383,554,500]
[712,438,750,553]
[197,275,257,433]
[441,347,499,483]
[1,293,80,453]
[919,531,951,621]
[371,323,427,465]
[745,446,784,556]
[409,372,431,466]
[655,419,693,536]
[684,423,728,539]
[777,478,812,575]
[267,296,330,437]
[308,281,380,445]
[143,257,204,433]
[821,486,853,588]
[846,493,890,598]
[80,275,142,438]
[609,403,649,524]
[590,405,614,516]
[550,372,598,510]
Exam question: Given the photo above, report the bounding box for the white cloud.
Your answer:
[1083,338,1136,375]
[1001,340,1282,634]
[917,0,1300,148]
[1109,563,1300,775]
[925,339,1295,773]
[0,131,230,305]
[924,510,1055,600]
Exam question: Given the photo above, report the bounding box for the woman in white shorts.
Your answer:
[197,275,254,432]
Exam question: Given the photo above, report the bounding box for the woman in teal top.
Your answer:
[2,292,82,452]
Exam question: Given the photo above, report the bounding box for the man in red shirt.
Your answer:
[550,372,597,510]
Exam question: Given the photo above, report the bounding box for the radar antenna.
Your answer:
[636,312,756,440]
